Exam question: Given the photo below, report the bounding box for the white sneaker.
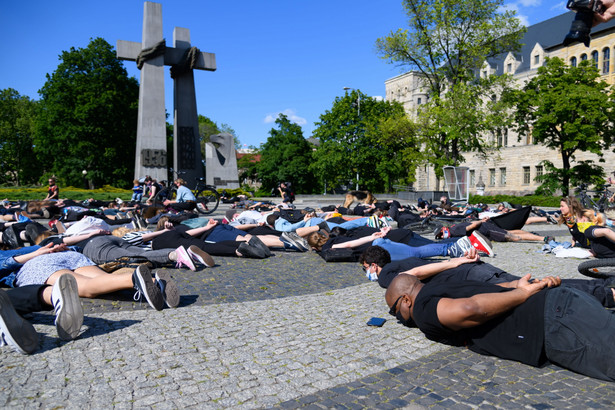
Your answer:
[51,274,84,340]
[175,246,196,271]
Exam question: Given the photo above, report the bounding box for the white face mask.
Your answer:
[365,266,378,281]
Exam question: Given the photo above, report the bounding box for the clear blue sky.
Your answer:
[1,0,567,149]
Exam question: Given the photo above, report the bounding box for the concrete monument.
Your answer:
[116,1,216,183]
[206,133,240,189]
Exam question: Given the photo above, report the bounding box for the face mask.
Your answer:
[365,267,378,281]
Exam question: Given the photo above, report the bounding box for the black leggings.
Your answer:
[151,229,241,256]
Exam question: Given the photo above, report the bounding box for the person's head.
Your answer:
[174,178,186,187]
[582,209,606,226]
[559,196,584,223]
[156,216,170,231]
[385,274,423,328]
[306,230,329,251]
[133,179,140,185]
[266,213,279,226]
[440,196,448,204]
[359,246,391,281]
[112,227,136,237]
[34,230,53,245]
[48,177,56,186]
[225,210,239,223]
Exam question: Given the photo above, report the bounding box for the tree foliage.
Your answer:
[257,114,316,193]
[0,89,39,185]
[34,38,139,188]
[506,57,615,196]
[375,0,525,178]
[311,91,407,192]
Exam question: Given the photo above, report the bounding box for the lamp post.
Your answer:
[343,87,360,190]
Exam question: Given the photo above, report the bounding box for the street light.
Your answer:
[343,87,361,190]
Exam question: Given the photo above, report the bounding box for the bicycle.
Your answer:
[151,169,220,215]
[576,183,615,213]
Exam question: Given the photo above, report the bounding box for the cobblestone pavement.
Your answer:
[1,200,614,409]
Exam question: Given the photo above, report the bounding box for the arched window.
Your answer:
[571,56,577,67]
[581,53,588,61]
[603,47,610,73]
[592,50,599,69]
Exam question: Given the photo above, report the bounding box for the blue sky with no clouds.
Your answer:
[0,0,568,148]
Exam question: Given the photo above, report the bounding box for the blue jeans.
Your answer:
[0,246,41,287]
[544,286,615,381]
[307,217,368,230]
[275,218,307,232]
[372,238,451,261]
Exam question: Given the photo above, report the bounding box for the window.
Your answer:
[497,128,508,147]
[534,55,540,65]
[581,53,588,61]
[489,169,496,186]
[523,167,531,184]
[483,70,487,78]
[603,48,610,74]
[571,56,577,67]
[536,165,543,179]
[592,50,599,69]
[507,63,512,73]
[499,168,507,186]
[417,97,422,105]
[470,170,476,187]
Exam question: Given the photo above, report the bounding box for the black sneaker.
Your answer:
[51,273,84,340]
[0,289,38,354]
[237,242,267,259]
[132,265,164,310]
[546,214,558,224]
[248,236,271,257]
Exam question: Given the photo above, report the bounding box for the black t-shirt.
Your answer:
[584,225,615,257]
[377,258,518,289]
[413,281,547,367]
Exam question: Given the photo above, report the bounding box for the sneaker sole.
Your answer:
[134,265,164,311]
[471,232,494,257]
[53,274,84,341]
[187,246,215,267]
[281,233,308,252]
[155,271,180,308]
[248,237,272,257]
[176,246,196,271]
[0,290,38,354]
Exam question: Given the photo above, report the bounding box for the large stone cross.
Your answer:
[116,1,216,184]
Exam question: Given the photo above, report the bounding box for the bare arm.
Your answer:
[186,219,217,236]
[61,230,109,245]
[403,249,479,280]
[331,228,390,249]
[436,274,548,330]
[13,243,68,264]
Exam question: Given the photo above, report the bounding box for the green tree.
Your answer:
[257,114,316,193]
[507,57,615,196]
[311,90,406,192]
[34,38,139,188]
[375,0,525,180]
[0,89,39,185]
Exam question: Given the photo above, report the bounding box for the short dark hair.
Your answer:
[359,246,391,268]
[266,213,279,226]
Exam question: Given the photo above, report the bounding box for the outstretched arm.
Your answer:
[436,274,548,330]
[403,248,479,280]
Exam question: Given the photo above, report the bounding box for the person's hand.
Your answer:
[516,274,547,296]
[452,248,480,264]
[380,226,391,235]
[595,0,615,25]
[208,219,218,226]
[539,276,562,288]
[163,221,174,230]
[163,199,171,206]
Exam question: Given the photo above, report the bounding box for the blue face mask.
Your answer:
[365,267,378,281]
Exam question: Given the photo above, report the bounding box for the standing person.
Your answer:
[163,178,196,212]
[385,273,615,382]
[44,177,59,201]
[278,182,293,206]
[131,179,143,202]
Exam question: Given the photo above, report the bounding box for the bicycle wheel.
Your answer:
[402,218,442,235]
[577,258,615,279]
[151,187,175,207]
[195,187,220,214]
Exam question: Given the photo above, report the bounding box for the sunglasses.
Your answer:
[388,295,403,316]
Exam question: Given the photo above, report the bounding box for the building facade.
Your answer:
[385,12,615,196]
